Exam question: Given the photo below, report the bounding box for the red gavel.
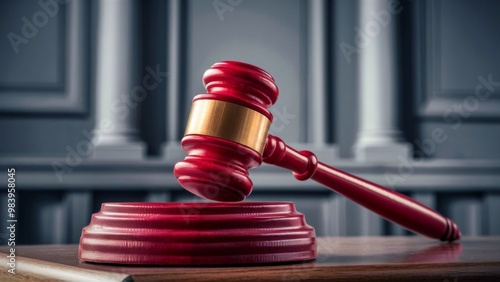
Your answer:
[174,61,461,242]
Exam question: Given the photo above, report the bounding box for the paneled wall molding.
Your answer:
[354,0,411,162]
[422,99,500,119]
[0,0,89,114]
[162,0,186,163]
[306,0,338,159]
[64,191,92,243]
[2,157,500,192]
[417,0,500,119]
[485,194,500,235]
[92,0,145,159]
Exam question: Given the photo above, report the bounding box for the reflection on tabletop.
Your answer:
[314,237,463,265]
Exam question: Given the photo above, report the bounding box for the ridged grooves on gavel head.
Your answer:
[200,61,279,120]
[174,61,280,202]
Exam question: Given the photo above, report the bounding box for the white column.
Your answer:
[354,0,411,162]
[162,0,185,163]
[308,0,329,146]
[294,0,338,159]
[92,0,145,159]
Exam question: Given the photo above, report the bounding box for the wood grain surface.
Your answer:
[1,237,500,281]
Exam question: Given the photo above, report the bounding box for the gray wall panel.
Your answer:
[186,0,306,142]
[438,193,483,236]
[0,0,62,85]
[64,191,93,243]
[438,0,500,91]
[17,191,67,244]
[485,193,500,235]
[0,0,92,156]
[0,192,7,245]
[417,0,500,158]
[0,0,89,114]
[0,117,94,156]
[419,122,500,159]
[327,195,386,236]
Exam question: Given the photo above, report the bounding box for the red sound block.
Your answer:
[78,202,317,265]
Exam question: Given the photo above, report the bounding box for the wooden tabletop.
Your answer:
[1,237,500,281]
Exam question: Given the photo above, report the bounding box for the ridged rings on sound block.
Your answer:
[78,202,317,265]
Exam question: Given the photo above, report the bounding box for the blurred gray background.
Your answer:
[1,0,500,244]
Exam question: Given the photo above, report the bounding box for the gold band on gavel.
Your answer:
[184,99,271,154]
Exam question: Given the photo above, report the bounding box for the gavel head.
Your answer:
[174,61,279,201]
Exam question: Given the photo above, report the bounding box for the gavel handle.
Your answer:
[263,135,461,241]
